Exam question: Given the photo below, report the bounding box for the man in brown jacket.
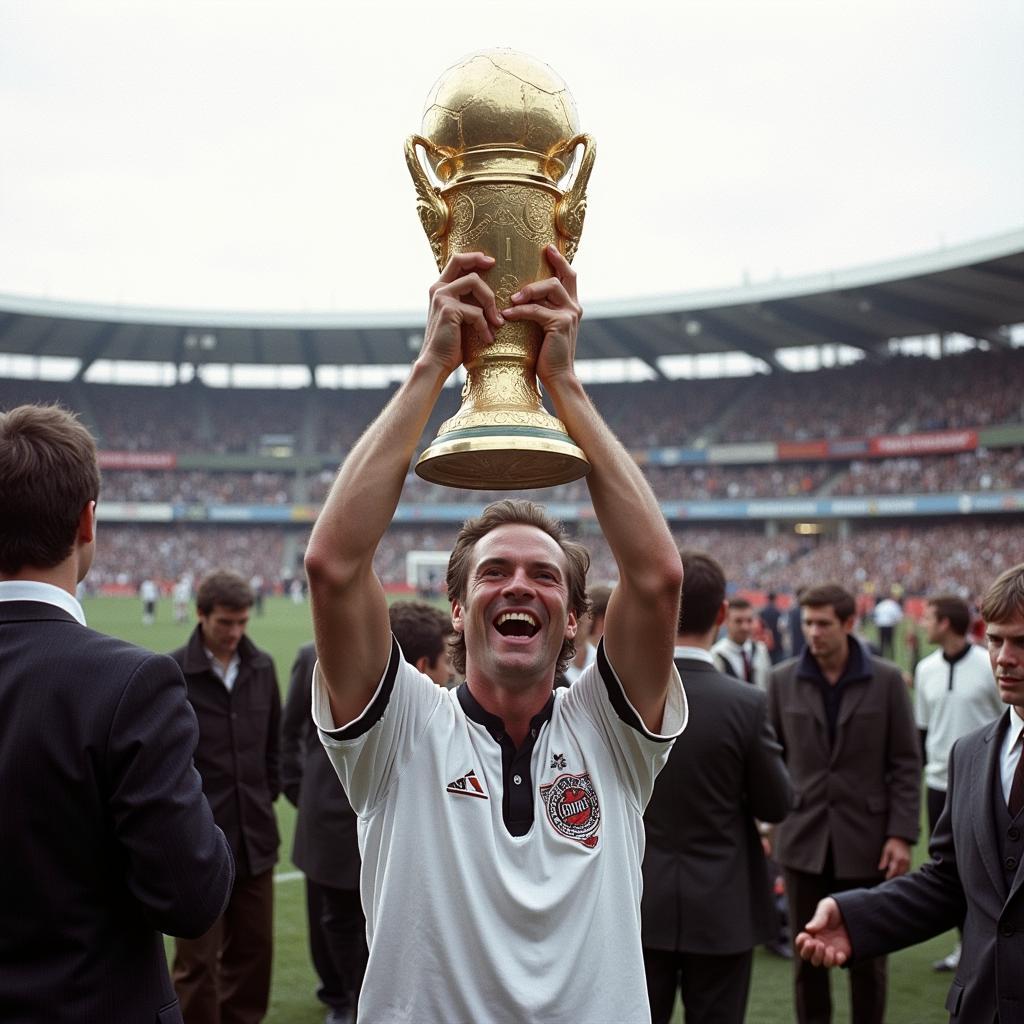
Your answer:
[768,583,920,1024]
[171,570,280,1024]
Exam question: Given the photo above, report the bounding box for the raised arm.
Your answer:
[502,246,682,731]
[304,253,503,727]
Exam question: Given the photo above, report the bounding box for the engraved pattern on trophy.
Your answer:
[406,49,595,489]
[447,186,555,250]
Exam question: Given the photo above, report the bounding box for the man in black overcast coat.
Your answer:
[0,405,233,1024]
[642,549,792,1024]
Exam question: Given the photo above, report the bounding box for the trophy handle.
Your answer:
[405,134,451,271]
[552,134,596,264]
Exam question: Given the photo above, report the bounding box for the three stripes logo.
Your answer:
[446,769,488,800]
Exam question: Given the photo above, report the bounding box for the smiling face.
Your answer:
[726,606,755,645]
[451,522,577,692]
[986,612,1024,714]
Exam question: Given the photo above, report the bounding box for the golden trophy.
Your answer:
[406,48,596,490]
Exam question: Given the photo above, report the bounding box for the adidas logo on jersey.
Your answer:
[446,769,488,799]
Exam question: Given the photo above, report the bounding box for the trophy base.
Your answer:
[415,427,590,490]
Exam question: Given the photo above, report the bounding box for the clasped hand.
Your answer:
[420,244,582,388]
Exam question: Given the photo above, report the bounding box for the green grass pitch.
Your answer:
[82,596,956,1023]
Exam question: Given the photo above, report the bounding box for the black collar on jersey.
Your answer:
[458,683,554,837]
[942,642,972,666]
[942,640,973,691]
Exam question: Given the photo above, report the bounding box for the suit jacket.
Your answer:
[837,712,1023,1022]
[641,656,793,954]
[0,601,233,1024]
[768,639,920,879]
[171,627,280,878]
[281,642,361,890]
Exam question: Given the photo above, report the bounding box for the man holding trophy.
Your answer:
[304,51,685,1022]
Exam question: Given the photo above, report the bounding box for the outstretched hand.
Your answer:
[501,244,582,388]
[422,252,504,377]
[795,897,852,968]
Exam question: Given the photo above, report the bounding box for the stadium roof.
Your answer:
[1,228,1021,379]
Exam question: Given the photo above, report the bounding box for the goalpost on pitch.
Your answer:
[406,550,450,599]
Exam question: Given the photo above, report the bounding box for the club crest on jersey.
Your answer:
[540,772,600,848]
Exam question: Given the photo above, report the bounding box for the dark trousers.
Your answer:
[173,869,274,1024]
[786,863,887,1024]
[927,786,965,939]
[877,625,895,660]
[643,946,753,1024]
[307,879,367,1016]
[926,786,947,836]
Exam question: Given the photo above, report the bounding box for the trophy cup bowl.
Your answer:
[406,48,596,490]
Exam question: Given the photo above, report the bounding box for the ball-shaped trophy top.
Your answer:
[419,49,581,185]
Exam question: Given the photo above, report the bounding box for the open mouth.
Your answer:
[494,611,540,639]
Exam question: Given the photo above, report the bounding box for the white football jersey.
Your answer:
[314,639,687,1024]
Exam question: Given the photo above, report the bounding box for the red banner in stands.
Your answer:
[868,430,978,457]
[98,451,178,470]
[777,440,829,460]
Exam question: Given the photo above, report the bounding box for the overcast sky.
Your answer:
[1,0,1022,315]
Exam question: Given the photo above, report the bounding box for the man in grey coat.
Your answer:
[768,583,920,1024]
[797,562,1024,1024]
[642,550,792,1024]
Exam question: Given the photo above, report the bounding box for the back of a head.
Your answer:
[0,404,100,576]
[981,564,1024,626]
[677,550,726,637]
[389,600,452,666]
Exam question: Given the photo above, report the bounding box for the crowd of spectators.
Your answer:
[719,349,1024,443]
[119,448,1024,508]
[768,521,1023,600]
[832,447,1024,496]
[3,348,1022,454]
[87,526,291,591]
[101,470,294,504]
[87,517,1022,604]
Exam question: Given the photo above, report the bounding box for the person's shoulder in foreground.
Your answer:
[0,403,233,1024]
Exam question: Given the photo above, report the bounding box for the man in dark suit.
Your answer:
[768,582,920,1024]
[797,562,1024,1024]
[0,404,234,1024]
[642,550,792,1024]
[171,570,280,1024]
[282,600,453,1024]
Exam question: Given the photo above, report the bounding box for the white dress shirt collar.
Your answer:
[0,580,87,625]
[674,645,715,665]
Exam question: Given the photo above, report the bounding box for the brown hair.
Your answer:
[0,404,100,575]
[446,499,590,675]
[980,564,1024,626]
[588,583,613,621]
[927,594,971,636]
[678,550,726,636]
[727,596,752,612]
[800,583,856,623]
[390,600,452,667]
[196,570,254,614]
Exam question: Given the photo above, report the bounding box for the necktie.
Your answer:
[1009,738,1024,818]
[742,647,753,684]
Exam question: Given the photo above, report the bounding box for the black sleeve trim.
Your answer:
[320,636,401,741]
[596,638,675,743]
